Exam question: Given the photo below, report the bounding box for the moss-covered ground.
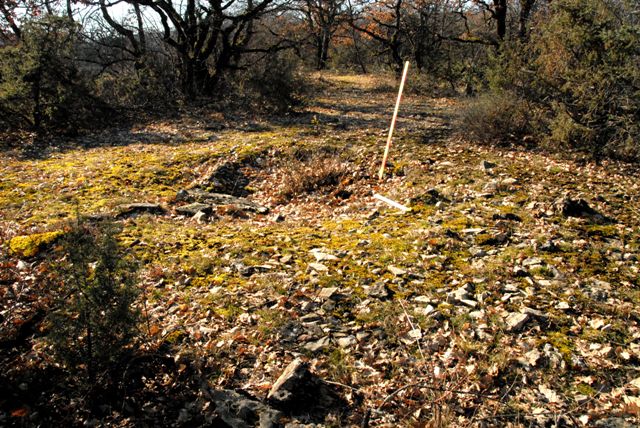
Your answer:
[1,73,639,426]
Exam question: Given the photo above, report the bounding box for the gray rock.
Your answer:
[304,336,330,352]
[388,265,407,276]
[523,307,548,319]
[447,286,473,304]
[410,188,450,205]
[336,335,356,348]
[317,287,338,299]
[176,189,269,214]
[480,160,497,171]
[267,358,342,413]
[366,282,393,300]
[210,389,282,428]
[176,202,212,216]
[522,257,543,267]
[513,266,529,277]
[594,418,635,428]
[468,247,487,257]
[192,211,210,223]
[539,240,560,253]
[505,312,530,332]
[555,195,612,222]
[115,203,165,218]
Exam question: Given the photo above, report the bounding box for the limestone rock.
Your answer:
[505,312,530,332]
[267,358,342,413]
[210,389,282,428]
[176,189,268,214]
[176,202,212,216]
[115,203,165,218]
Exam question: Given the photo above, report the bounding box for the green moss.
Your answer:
[575,383,596,396]
[546,331,574,362]
[530,266,556,279]
[9,230,64,257]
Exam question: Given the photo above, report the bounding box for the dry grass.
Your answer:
[275,150,350,201]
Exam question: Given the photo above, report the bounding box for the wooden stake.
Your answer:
[373,193,411,213]
[378,61,410,181]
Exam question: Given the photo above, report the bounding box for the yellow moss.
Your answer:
[9,230,64,257]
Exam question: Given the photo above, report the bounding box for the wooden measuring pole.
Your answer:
[378,61,410,181]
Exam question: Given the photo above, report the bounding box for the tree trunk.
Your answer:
[494,0,507,40]
[518,0,536,40]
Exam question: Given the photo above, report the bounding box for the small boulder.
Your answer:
[555,196,609,221]
[210,389,282,428]
[176,202,212,216]
[267,358,342,413]
[505,312,530,332]
[115,203,165,218]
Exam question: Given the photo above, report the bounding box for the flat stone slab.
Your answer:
[175,202,212,216]
[115,203,165,218]
[176,188,269,214]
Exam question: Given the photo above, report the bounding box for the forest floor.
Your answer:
[1,73,640,427]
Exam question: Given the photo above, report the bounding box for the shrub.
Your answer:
[532,0,640,160]
[230,51,306,112]
[276,150,350,201]
[46,220,140,384]
[458,91,536,145]
[0,16,110,132]
[482,0,640,160]
[94,55,183,112]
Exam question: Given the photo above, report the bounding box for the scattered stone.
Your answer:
[300,314,321,324]
[483,180,499,194]
[539,240,560,253]
[356,331,370,341]
[469,310,485,320]
[468,246,487,257]
[505,312,530,332]
[492,212,522,222]
[16,260,28,270]
[336,335,356,348]
[272,213,285,222]
[555,196,610,221]
[176,202,211,216]
[303,336,330,352]
[176,189,268,214]
[410,188,450,205]
[414,305,435,316]
[513,266,529,277]
[267,358,341,412]
[447,285,473,303]
[317,287,338,299]
[280,254,293,264]
[388,265,407,276]
[594,418,634,428]
[522,257,544,267]
[501,177,518,186]
[555,301,571,310]
[310,249,339,262]
[192,211,210,224]
[461,228,484,235]
[308,263,329,273]
[480,160,497,171]
[366,282,393,300]
[115,203,165,218]
[209,389,282,428]
[413,295,433,305]
[460,299,478,308]
[523,307,549,319]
